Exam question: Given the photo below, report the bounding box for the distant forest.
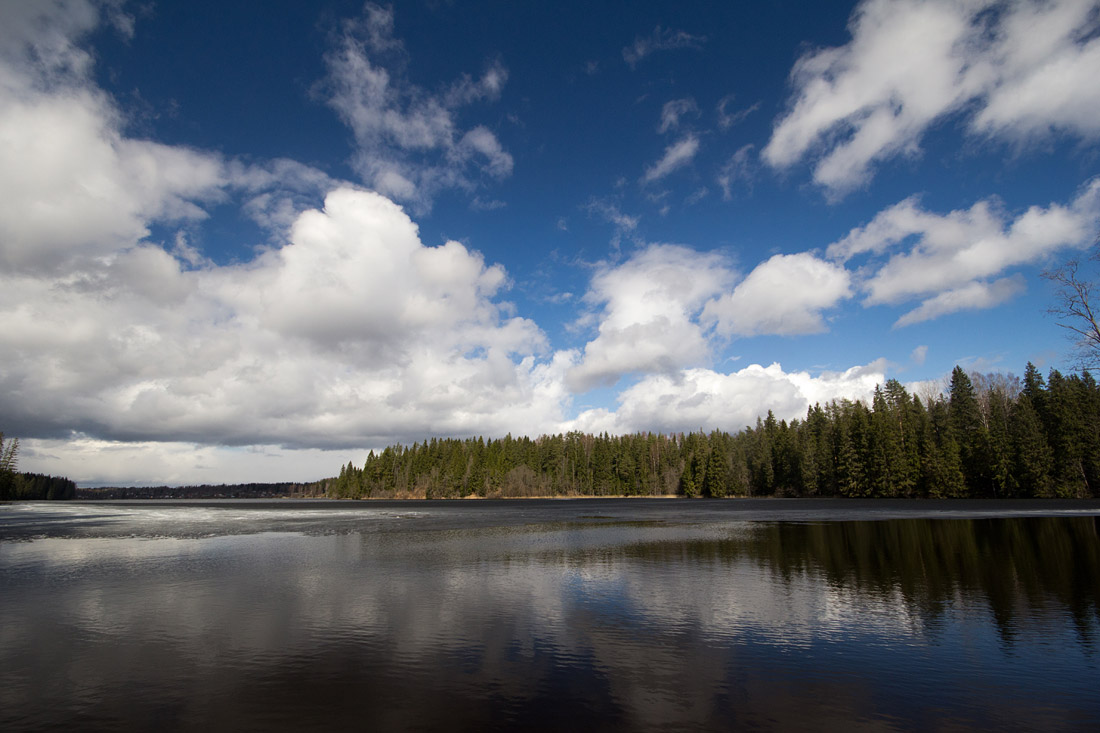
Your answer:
[2,473,77,501]
[328,363,1100,500]
[76,483,325,500]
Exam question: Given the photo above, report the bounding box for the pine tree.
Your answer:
[1046,370,1088,496]
[771,419,804,495]
[924,397,966,498]
[868,386,906,496]
[986,387,1016,497]
[1077,372,1100,495]
[703,439,729,497]
[1010,395,1054,496]
[592,434,614,495]
[949,366,991,496]
[826,400,863,497]
[446,443,468,496]
[798,405,830,496]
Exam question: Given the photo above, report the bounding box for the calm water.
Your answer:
[2,499,1099,731]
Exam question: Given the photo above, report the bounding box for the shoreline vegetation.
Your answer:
[322,363,1100,501]
[18,362,1100,501]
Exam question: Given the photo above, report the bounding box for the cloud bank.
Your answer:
[570,361,887,436]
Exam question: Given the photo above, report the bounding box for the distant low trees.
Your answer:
[331,362,1100,500]
[77,482,323,499]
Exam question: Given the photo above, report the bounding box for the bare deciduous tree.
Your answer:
[1044,245,1100,370]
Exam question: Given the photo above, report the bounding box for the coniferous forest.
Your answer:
[2,473,77,501]
[327,363,1100,500]
[0,432,77,500]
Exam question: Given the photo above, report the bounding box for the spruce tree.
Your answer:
[1046,370,1087,496]
[1077,372,1100,495]
[703,441,729,497]
[949,366,991,496]
[1010,396,1054,496]
[924,397,967,498]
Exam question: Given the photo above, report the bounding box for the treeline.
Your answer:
[2,473,77,501]
[77,482,327,500]
[330,363,1100,500]
[0,433,75,500]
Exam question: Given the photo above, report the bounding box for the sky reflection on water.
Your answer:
[1,500,1098,731]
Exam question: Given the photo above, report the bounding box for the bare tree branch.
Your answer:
[1043,245,1100,370]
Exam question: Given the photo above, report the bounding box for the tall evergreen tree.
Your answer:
[924,397,967,498]
[1077,372,1100,495]
[1010,395,1054,497]
[1046,370,1087,496]
[703,439,729,497]
[949,366,991,496]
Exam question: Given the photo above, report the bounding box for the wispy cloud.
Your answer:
[642,135,700,184]
[717,144,756,200]
[470,196,507,211]
[829,179,1100,323]
[623,26,706,68]
[765,0,1100,198]
[324,3,512,212]
[658,97,699,133]
[894,277,1026,328]
[716,95,759,130]
[585,197,640,251]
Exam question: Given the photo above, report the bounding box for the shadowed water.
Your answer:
[2,499,1099,731]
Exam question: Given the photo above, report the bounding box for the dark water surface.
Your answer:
[2,499,1099,731]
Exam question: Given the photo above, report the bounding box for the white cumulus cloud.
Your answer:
[0,2,569,486]
[0,0,226,273]
[0,188,566,460]
[566,245,735,392]
[703,253,853,337]
[569,361,886,436]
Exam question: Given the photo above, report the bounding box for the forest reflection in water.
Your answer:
[1,502,1098,731]
[681,516,1100,647]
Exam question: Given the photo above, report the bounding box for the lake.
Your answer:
[2,499,1099,731]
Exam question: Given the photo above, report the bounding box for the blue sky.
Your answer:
[2,0,1099,486]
